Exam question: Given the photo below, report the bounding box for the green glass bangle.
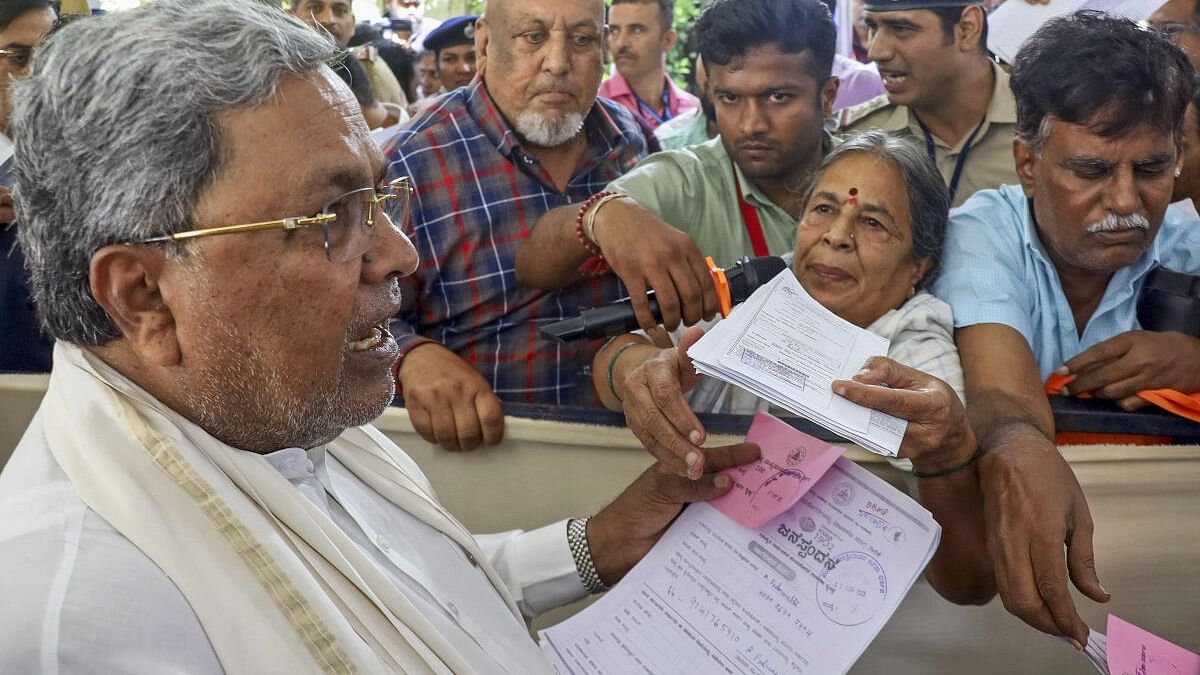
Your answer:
[910,445,987,479]
[606,342,642,403]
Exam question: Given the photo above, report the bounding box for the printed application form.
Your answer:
[688,270,906,456]
[539,417,939,674]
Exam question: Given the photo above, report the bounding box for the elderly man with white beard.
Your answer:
[0,1,753,671]
[381,0,652,453]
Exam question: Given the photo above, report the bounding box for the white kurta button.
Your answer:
[377,537,390,551]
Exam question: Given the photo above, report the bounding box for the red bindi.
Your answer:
[848,187,859,206]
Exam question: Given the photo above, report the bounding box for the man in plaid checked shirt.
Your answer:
[383,0,651,452]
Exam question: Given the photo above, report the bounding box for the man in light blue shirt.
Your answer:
[936,185,1200,382]
[932,12,1199,648]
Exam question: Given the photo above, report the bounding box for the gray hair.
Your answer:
[1017,116,1055,157]
[1011,11,1193,159]
[799,130,951,288]
[12,0,339,346]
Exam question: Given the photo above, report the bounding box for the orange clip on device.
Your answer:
[707,256,734,317]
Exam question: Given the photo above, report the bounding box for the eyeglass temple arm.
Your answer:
[137,214,337,244]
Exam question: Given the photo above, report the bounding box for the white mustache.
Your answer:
[1085,213,1150,234]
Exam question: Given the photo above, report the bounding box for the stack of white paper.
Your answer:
[687,269,907,456]
[1082,631,1109,674]
[539,457,941,674]
[987,0,1167,65]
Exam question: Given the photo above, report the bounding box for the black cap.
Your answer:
[864,0,982,10]
[423,15,477,53]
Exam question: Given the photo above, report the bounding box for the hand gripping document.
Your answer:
[539,414,941,675]
[687,267,906,457]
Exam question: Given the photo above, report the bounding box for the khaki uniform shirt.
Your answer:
[351,44,409,108]
[838,61,1018,208]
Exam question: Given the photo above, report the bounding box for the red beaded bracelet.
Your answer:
[575,191,613,277]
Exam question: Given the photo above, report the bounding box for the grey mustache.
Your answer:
[1086,213,1149,234]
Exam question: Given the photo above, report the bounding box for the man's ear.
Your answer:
[662,27,678,54]
[820,76,840,118]
[89,245,181,367]
[956,5,985,53]
[1013,136,1038,199]
[475,17,491,62]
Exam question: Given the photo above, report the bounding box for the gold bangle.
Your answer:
[585,193,625,247]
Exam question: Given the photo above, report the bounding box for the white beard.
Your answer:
[514,109,586,147]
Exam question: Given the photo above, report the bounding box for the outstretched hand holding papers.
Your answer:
[687,268,907,456]
[539,414,940,675]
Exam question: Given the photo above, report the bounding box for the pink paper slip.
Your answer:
[1107,615,1200,675]
[709,412,844,528]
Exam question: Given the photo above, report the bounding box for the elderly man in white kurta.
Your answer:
[0,1,757,672]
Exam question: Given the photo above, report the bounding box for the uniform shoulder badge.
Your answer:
[838,94,893,130]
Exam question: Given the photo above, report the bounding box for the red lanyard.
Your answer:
[732,162,770,257]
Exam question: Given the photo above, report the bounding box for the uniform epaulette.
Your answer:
[837,93,893,130]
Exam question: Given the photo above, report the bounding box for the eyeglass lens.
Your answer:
[322,182,412,262]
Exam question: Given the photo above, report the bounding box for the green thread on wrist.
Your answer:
[910,444,987,478]
[606,342,641,403]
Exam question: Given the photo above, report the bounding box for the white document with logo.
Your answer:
[687,269,906,456]
[538,457,940,675]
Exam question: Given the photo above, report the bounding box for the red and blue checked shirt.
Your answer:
[383,80,650,405]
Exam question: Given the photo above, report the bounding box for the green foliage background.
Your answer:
[667,0,703,89]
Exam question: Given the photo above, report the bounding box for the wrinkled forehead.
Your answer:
[818,153,908,205]
[210,69,383,207]
[491,0,605,30]
[1042,111,1182,154]
[301,67,385,177]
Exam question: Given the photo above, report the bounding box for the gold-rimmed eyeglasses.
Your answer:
[131,177,413,262]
